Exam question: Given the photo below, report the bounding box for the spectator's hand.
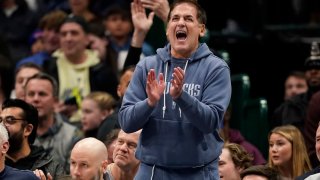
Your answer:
[33,169,52,180]
[141,0,170,22]
[131,0,155,47]
[146,69,165,107]
[170,67,184,99]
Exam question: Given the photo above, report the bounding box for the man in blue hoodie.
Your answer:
[119,0,231,179]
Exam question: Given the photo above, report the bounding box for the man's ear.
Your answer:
[2,141,9,154]
[117,85,121,98]
[24,124,33,138]
[101,160,108,173]
[199,24,206,38]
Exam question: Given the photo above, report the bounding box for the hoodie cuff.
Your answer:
[174,91,194,110]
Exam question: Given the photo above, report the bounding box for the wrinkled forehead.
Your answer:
[71,148,98,163]
[0,107,23,117]
[60,22,86,34]
[118,130,140,142]
[16,68,40,79]
[170,3,198,18]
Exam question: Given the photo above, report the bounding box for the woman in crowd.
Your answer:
[268,125,311,179]
[81,91,116,137]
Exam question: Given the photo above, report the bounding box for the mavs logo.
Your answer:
[165,82,201,110]
[164,82,201,97]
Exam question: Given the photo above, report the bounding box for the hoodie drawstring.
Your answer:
[162,62,169,118]
[163,60,189,119]
[150,165,155,180]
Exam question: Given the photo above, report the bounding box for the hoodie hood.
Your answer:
[156,43,213,63]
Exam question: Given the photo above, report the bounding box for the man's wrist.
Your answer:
[147,98,156,107]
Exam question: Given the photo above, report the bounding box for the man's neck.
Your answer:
[6,141,31,162]
[66,51,87,65]
[111,163,139,180]
[37,114,55,136]
[0,159,5,173]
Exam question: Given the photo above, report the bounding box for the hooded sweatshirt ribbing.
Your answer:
[119,43,231,168]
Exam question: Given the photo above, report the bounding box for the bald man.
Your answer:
[70,137,111,180]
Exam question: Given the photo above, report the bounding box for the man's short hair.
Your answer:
[25,72,59,98]
[61,15,89,33]
[15,62,42,77]
[38,10,67,32]
[2,99,39,144]
[103,5,131,22]
[240,165,280,180]
[168,0,207,25]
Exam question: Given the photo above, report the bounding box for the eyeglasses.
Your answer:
[0,116,25,125]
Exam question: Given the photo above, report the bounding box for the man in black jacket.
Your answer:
[1,99,64,179]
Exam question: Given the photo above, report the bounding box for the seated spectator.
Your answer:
[1,99,65,179]
[43,15,118,121]
[106,129,141,180]
[24,73,83,173]
[70,137,111,180]
[283,71,308,100]
[0,123,38,179]
[221,106,266,165]
[81,91,116,137]
[10,62,42,99]
[240,165,280,180]
[268,125,311,179]
[219,143,253,180]
[104,128,120,165]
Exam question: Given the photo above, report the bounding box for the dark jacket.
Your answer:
[6,145,65,179]
[0,165,38,180]
[96,101,121,142]
[272,92,310,132]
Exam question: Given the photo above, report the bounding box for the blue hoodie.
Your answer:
[119,43,231,168]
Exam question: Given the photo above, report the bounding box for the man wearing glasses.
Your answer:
[0,99,64,179]
[0,122,39,179]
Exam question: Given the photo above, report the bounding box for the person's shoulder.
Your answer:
[196,45,229,68]
[55,113,82,134]
[4,166,39,179]
[296,166,320,180]
[136,53,160,68]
